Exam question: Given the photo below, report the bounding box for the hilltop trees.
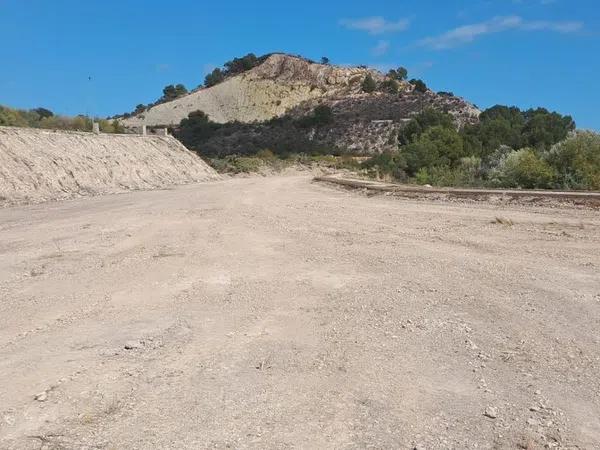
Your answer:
[387,67,408,81]
[204,68,226,88]
[224,53,260,75]
[409,79,428,93]
[161,84,188,102]
[204,53,264,88]
[32,107,54,119]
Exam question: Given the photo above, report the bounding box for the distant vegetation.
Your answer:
[118,53,268,119]
[175,105,339,158]
[161,84,188,102]
[361,74,377,93]
[0,105,125,133]
[387,67,408,81]
[204,53,265,87]
[360,67,426,95]
[118,83,189,119]
[364,106,599,190]
[409,79,428,93]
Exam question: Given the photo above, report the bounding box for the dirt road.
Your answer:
[1,176,599,449]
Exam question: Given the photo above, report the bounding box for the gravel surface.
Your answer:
[1,175,599,449]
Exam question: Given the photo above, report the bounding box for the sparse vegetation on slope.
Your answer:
[0,105,124,133]
[120,53,383,127]
[175,106,344,158]
[204,53,265,87]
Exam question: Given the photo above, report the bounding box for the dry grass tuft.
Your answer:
[492,217,514,226]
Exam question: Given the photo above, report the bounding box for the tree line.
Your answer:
[365,106,599,190]
[0,105,125,133]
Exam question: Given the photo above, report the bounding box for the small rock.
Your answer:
[530,406,541,412]
[124,340,142,350]
[527,418,540,426]
[34,392,47,402]
[484,406,498,419]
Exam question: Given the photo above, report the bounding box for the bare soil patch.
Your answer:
[1,176,599,449]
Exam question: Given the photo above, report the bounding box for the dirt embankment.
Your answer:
[0,126,219,206]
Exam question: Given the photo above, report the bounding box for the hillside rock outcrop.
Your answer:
[121,54,386,128]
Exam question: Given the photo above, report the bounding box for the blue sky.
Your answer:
[1,0,598,129]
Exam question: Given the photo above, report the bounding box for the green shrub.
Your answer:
[298,105,333,128]
[161,84,187,102]
[403,126,465,175]
[544,131,600,190]
[409,79,427,93]
[256,148,276,160]
[362,74,377,93]
[380,79,399,94]
[233,157,264,173]
[496,148,556,189]
[414,158,482,187]
[387,67,408,81]
[361,152,407,180]
[204,68,225,87]
[415,168,430,185]
[210,156,264,174]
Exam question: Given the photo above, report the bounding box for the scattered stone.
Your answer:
[124,340,143,350]
[527,418,540,426]
[34,391,47,402]
[484,406,498,419]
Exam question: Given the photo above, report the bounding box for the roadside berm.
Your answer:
[0,126,219,206]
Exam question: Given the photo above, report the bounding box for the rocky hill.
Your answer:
[121,54,385,127]
[121,54,480,155]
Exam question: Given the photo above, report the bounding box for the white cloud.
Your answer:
[340,16,410,35]
[419,15,583,49]
[371,40,390,56]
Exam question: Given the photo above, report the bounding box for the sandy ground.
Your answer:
[0,175,599,449]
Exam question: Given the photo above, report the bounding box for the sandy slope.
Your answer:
[0,176,599,449]
[0,126,219,206]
